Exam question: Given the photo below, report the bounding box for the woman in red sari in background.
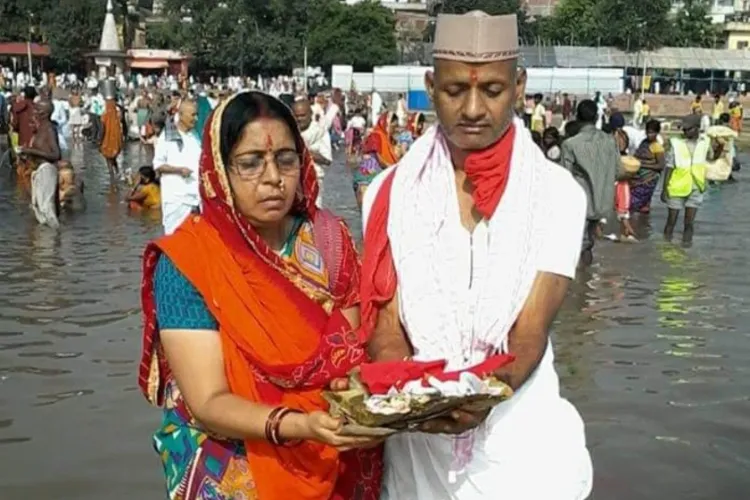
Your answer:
[352,112,400,209]
[139,91,382,500]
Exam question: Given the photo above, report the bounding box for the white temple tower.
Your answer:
[92,0,126,79]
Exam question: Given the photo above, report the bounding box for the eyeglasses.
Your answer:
[229,150,301,181]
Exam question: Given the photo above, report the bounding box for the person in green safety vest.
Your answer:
[661,114,713,244]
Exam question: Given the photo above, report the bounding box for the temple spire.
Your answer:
[99,0,123,53]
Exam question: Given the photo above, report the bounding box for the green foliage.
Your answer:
[307,0,398,70]
[437,0,524,16]
[536,0,715,52]
[538,0,600,46]
[151,0,396,73]
[0,0,726,74]
[536,0,664,51]
[0,0,47,42]
[0,0,106,70]
[671,0,721,48]
[594,0,672,51]
[42,0,107,69]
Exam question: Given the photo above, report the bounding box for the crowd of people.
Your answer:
[0,66,351,232]
[353,90,739,266]
[492,88,741,264]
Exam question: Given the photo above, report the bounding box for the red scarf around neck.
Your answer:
[359,124,516,340]
[463,124,516,219]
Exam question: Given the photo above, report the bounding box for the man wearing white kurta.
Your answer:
[153,100,201,234]
[293,99,332,208]
[361,11,592,500]
[370,90,383,128]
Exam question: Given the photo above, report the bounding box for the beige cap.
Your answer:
[433,11,519,63]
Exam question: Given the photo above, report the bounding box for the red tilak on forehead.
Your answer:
[469,68,479,84]
[265,133,273,151]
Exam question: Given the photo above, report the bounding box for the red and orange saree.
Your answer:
[139,93,382,500]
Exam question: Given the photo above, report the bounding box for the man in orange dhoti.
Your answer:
[99,99,123,179]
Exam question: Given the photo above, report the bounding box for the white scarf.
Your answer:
[300,120,327,152]
[388,118,546,368]
[369,119,592,500]
[385,119,550,479]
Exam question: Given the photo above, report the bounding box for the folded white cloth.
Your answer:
[30,162,59,228]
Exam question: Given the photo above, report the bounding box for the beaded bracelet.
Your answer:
[265,407,303,446]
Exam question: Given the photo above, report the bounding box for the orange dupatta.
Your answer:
[139,92,381,500]
[363,112,399,166]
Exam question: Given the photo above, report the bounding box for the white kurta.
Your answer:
[362,123,593,500]
[300,121,332,208]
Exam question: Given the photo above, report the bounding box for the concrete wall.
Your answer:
[610,92,750,117]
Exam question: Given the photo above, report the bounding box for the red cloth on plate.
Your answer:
[360,360,446,395]
[359,355,515,395]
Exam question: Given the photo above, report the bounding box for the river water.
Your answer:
[0,142,748,499]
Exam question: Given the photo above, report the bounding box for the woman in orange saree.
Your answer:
[352,112,400,209]
[139,91,382,500]
[367,111,400,166]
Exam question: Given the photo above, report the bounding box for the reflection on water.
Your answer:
[554,182,750,498]
[1,144,749,499]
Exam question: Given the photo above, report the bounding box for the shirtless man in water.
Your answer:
[17,100,61,172]
[18,100,62,226]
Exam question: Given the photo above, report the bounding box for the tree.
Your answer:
[539,0,600,46]
[0,0,49,43]
[594,0,672,51]
[145,19,183,50]
[0,0,106,71]
[42,0,107,70]
[307,0,398,70]
[155,0,399,73]
[155,0,249,72]
[671,0,720,48]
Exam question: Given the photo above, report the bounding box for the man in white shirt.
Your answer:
[86,72,99,91]
[360,11,592,500]
[153,100,201,234]
[594,91,607,129]
[396,93,408,127]
[311,94,326,125]
[292,99,332,207]
[324,97,340,132]
[370,89,383,127]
